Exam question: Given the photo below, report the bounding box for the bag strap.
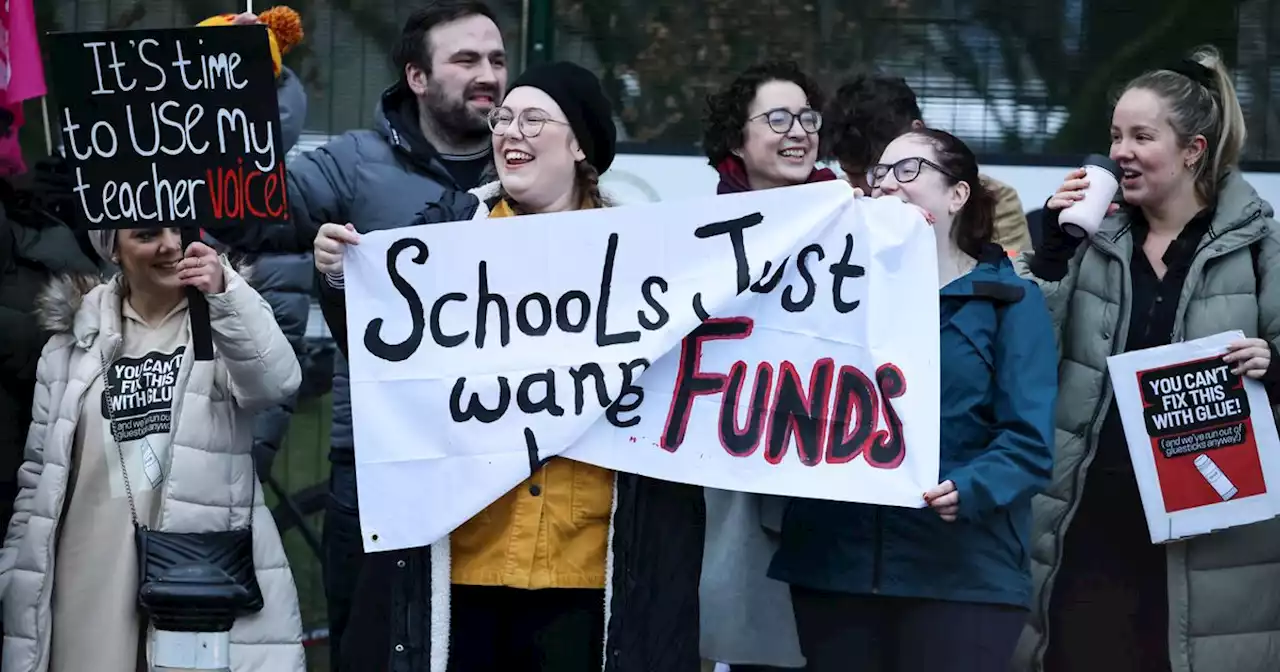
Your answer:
[98,347,255,531]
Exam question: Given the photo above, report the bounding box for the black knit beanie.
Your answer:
[509,62,616,173]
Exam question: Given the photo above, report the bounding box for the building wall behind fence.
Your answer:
[31,0,1279,166]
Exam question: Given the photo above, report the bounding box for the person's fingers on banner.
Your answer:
[923,480,959,522]
[230,12,260,25]
[914,204,936,225]
[1224,338,1271,379]
[315,223,360,275]
[178,241,226,294]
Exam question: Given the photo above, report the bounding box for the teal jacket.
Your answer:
[770,245,1057,606]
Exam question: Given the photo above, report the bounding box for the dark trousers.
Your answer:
[448,585,605,672]
[323,463,365,672]
[790,587,1027,672]
[1045,467,1171,672]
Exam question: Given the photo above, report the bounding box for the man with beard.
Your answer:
[203,2,507,667]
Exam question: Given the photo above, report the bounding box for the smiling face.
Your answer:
[492,86,585,213]
[872,134,969,228]
[1109,87,1205,209]
[408,14,508,141]
[116,227,184,295]
[735,80,818,190]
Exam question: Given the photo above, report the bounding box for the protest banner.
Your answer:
[1108,331,1280,543]
[45,25,286,230]
[343,181,941,552]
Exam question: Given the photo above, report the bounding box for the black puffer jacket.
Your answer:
[0,187,101,527]
[317,191,706,672]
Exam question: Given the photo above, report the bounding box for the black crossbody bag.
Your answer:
[99,350,264,632]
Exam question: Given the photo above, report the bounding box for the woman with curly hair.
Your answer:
[698,60,838,672]
[703,61,837,194]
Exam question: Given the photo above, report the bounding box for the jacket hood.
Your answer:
[36,256,253,335]
[941,244,1028,303]
[374,83,467,189]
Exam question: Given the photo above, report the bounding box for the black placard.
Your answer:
[46,25,288,231]
[1138,356,1251,458]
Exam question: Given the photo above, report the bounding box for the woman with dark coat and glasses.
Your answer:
[697,60,840,672]
[765,128,1058,672]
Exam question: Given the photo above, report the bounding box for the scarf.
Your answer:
[488,193,601,218]
[714,156,838,194]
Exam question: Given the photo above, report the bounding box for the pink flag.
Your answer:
[2,0,47,103]
[0,0,46,175]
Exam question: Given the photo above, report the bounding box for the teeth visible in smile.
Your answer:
[505,150,534,162]
[780,148,805,157]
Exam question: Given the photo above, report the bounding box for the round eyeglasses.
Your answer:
[487,107,570,137]
[751,108,822,135]
[867,156,960,188]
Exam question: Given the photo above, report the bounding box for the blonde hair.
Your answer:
[1122,45,1247,204]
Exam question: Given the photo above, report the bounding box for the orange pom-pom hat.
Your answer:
[197,6,303,77]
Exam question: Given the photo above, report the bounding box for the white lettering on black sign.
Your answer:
[1139,357,1251,458]
[47,26,288,230]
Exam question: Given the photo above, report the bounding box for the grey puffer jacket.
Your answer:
[246,252,314,474]
[289,84,496,481]
[204,83,495,497]
[1012,170,1280,672]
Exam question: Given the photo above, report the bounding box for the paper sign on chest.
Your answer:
[1108,331,1280,543]
[343,181,942,552]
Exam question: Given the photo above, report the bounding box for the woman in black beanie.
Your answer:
[313,61,705,672]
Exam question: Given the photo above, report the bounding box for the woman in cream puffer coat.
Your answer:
[0,230,305,672]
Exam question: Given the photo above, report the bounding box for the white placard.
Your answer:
[1108,331,1280,543]
[344,181,941,552]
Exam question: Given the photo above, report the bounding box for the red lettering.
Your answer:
[244,170,267,218]
[263,172,280,217]
[278,163,289,219]
[825,365,879,464]
[661,315,908,467]
[660,318,754,452]
[867,363,907,468]
[205,168,224,219]
[765,359,835,466]
[222,166,240,219]
[718,361,774,458]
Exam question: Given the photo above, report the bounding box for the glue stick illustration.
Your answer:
[1194,454,1238,501]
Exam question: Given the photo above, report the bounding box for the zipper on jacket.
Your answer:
[1033,215,1265,665]
[1033,244,1130,666]
[872,507,883,593]
[36,338,117,670]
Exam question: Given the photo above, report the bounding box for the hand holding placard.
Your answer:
[1223,337,1272,379]
[1108,331,1280,542]
[177,241,226,294]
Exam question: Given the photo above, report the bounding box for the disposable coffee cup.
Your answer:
[1058,153,1122,238]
